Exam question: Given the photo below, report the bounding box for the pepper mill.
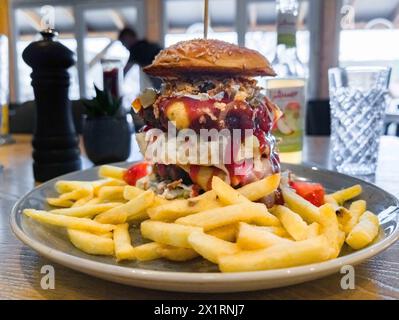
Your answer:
[22,28,81,182]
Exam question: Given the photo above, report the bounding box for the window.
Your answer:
[164,0,238,46]
[339,0,399,104]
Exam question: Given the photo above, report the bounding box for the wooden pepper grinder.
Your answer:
[22,28,81,182]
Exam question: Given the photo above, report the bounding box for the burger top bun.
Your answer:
[143,39,276,78]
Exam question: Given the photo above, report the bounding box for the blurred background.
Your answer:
[2,0,399,135]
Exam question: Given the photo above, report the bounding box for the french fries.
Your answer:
[188,231,239,264]
[175,202,280,231]
[237,174,280,201]
[23,161,379,273]
[219,236,330,272]
[98,165,126,181]
[141,220,203,248]
[281,187,320,223]
[346,211,379,249]
[236,222,293,250]
[113,223,135,261]
[329,184,362,205]
[24,209,115,233]
[68,229,114,256]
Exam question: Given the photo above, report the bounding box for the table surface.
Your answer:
[1,134,398,300]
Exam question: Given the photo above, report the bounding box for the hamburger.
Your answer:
[132,39,282,203]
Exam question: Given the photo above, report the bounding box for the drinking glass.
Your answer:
[328,67,391,176]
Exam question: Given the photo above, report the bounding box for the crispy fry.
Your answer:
[24,209,115,233]
[329,184,362,205]
[219,236,330,272]
[123,185,145,200]
[93,179,126,196]
[342,200,367,234]
[237,174,281,201]
[281,187,320,223]
[98,165,126,181]
[95,190,154,224]
[114,223,135,261]
[176,202,280,231]
[319,204,345,259]
[55,180,92,194]
[51,202,122,218]
[207,224,237,242]
[212,176,250,205]
[134,242,163,261]
[68,229,114,256]
[236,222,293,250]
[141,221,203,248]
[188,231,240,264]
[156,245,199,262]
[274,205,309,241]
[147,191,220,221]
[46,197,74,208]
[98,186,126,202]
[346,211,379,250]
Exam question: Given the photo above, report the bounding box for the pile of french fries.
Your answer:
[23,164,380,272]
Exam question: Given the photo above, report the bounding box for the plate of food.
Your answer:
[11,39,399,293]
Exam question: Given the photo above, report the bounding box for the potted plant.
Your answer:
[82,85,132,165]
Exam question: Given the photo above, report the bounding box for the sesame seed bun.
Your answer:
[143,39,276,78]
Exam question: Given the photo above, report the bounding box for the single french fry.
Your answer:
[95,190,154,224]
[219,236,330,272]
[24,209,115,234]
[55,180,92,194]
[99,232,113,239]
[141,221,203,248]
[281,187,320,223]
[98,165,126,181]
[307,222,320,238]
[176,202,280,231]
[98,186,126,202]
[236,222,293,250]
[114,223,135,261]
[47,197,74,208]
[261,226,292,238]
[342,200,367,234]
[188,231,240,264]
[123,185,145,200]
[156,245,199,262]
[346,211,379,250]
[207,224,237,242]
[93,179,126,196]
[237,174,281,201]
[68,229,114,256]
[319,204,345,259]
[324,195,339,210]
[329,184,362,205]
[212,176,250,205]
[71,195,94,207]
[274,205,309,241]
[134,242,163,261]
[148,191,221,221]
[85,197,102,205]
[51,202,123,218]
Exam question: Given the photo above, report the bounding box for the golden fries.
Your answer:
[113,223,135,261]
[23,161,379,273]
[281,187,320,223]
[346,211,379,249]
[212,176,250,205]
[188,231,239,264]
[24,209,115,233]
[237,174,280,201]
[329,184,362,205]
[175,202,280,231]
[141,220,202,248]
[51,202,122,218]
[68,229,114,256]
[219,236,330,272]
[95,190,154,224]
[98,165,126,180]
[236,222,293,250]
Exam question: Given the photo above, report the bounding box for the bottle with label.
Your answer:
[267,0,306,164]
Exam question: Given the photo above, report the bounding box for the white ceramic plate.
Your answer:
[10,163,399,293]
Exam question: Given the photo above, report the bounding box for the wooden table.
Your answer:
[1,134,398,300]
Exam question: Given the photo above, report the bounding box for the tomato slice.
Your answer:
[289,181,325,207]
[123,162,150,186]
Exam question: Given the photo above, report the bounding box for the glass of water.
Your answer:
[328,67,391,176]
